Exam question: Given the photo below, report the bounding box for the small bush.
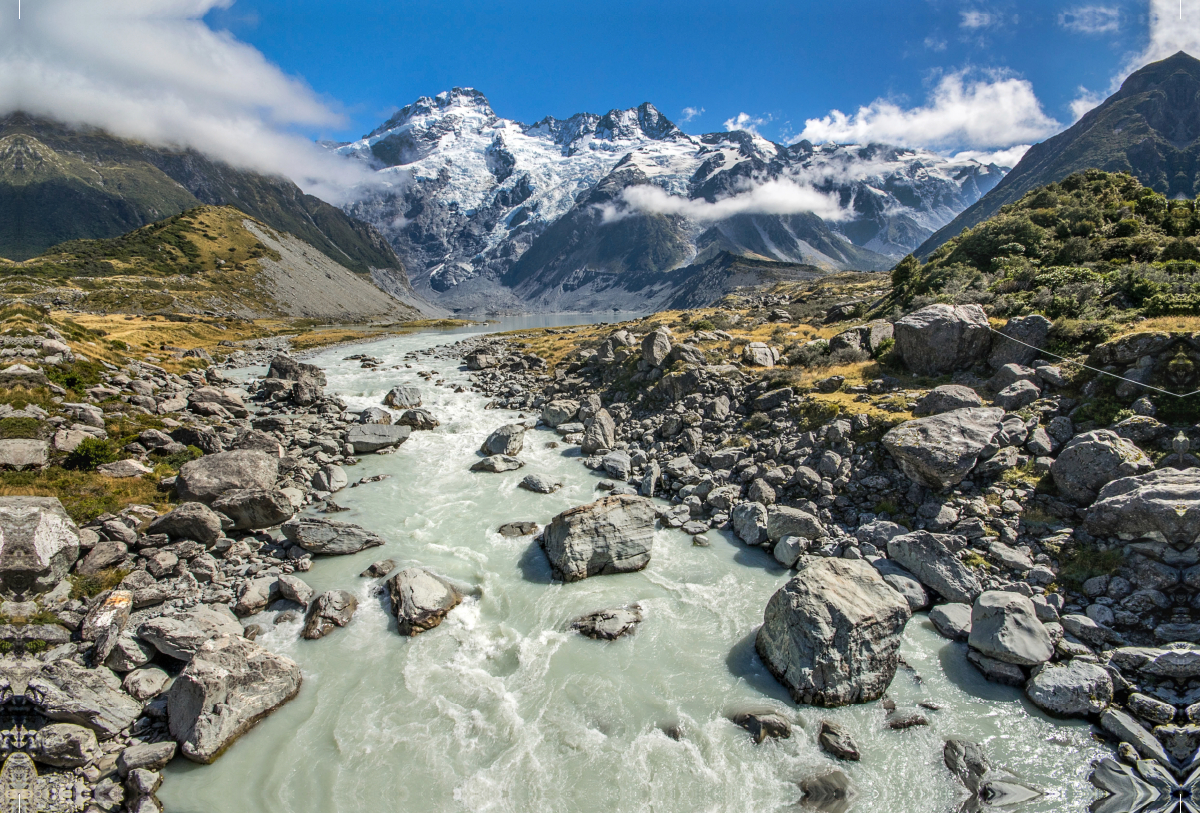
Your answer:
[155,445,203,468]
[64,438,117,471]
[68,568,131,600]
[690,319,715,331]
[790,398,841,431]
[743,413,771,432]
[0,417,41,439]
[1059,545,1124,591]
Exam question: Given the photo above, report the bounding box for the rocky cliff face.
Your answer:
[332,89,1007,313]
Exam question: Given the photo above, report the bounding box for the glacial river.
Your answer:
[158,316,1108,813]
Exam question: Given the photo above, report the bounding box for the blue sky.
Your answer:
[208,0,1155,146]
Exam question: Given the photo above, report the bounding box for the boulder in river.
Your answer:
[282,518,386,555]
[397,408,439,430]
[929,603,972,640]
[818,720,861,761]
[1024,660,1113,717]
[168,635,302,763]
[887,531,981,604]
[387,567,462,635]
[519,474,561,494]
[730,710,791,743]
[540,495,656,582]
[311,464,349,494]
[302,590,358,639]
[470,455,525,473]
[755,558,912,706]
[571,605,643,640]
[481,424,525,456]
[383,385,422,409]
[968,591,1053,667]
[581,408,616,454]
[211,488,294,530]
[0,497,80,598]
[175,451,279,504]
[345,424,412,454]
[882,408,1005,489]
[540,400,579,428]
[894,303,991,376]
[1051,430,1153,504]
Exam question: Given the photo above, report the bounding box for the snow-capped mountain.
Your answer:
[331,88,1008,312]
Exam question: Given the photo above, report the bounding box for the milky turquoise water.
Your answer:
[159,317,1106,813]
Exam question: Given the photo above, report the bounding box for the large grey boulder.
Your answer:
[175,451,278,504]
[396,409,439,430]
[211,489,294,530]
[540,400,580,428]
[731,502,768,545]
[1051,430,1153,504]
[913,385,983,416]
[281,518,385,555]
[988,314,1051,370]
[34,723,101,768]
[345,424,411,454]
[766,506,826,542]
[829,321,893,355]
[929,603,973,640]
[267,355,324,403]
[1085,468,1200,545]
[302,590,358,639]
[168,635,302,763]
[887,531,981,604]
[871,559,928,611]
[968,591,1053,666]
[28,660,143,740]
[642,327,672,367]
[146,502,223,546]
[540,495,656,582]
[0,439,48,469]
[581,408,616,454]
[138,605,244,661]
[386,568,462,635]
[0,497,80,598]
[1024,661,1112,717]
[276,574,314,608]
[894,304,991,376]
[311,464,348,493]
[480,424,525,457]
[383,385,421,409]
[756,558,912,706]
[882,408,1005,489]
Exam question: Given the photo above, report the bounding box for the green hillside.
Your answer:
[887,170,1200,322]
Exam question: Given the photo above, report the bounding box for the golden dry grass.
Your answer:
[0,469,172,524]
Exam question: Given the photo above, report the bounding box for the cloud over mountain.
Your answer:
[0,0,369,201]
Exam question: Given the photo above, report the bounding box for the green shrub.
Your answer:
[64,437,117,470]
[0,417,41,439]
[1059,545,1125,591]
[68,568,131,599]
[790,398,841,431]
[156,445,203,468]
[690,318,715,331]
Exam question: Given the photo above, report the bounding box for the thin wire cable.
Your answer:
[985,325,1200,399]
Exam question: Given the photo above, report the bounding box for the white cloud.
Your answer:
[924,36,948,51]
[600,179,850,225]
[949,145,1030,168]
[959,11,996,29]
[1134,0,1200,66]
[797,70,1060,151]
[1059,6,1121,34]
[1068,87,1108,120]
[0,0,373,202]
[680,106,705,123]
[724,112,771,135]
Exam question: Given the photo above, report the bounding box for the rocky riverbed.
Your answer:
[0,307,1186,811]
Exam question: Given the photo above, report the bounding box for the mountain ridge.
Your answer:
[916,50,1200,258]
[333,88,1009,313]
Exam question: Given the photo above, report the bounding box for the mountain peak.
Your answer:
[367,87,495,139]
